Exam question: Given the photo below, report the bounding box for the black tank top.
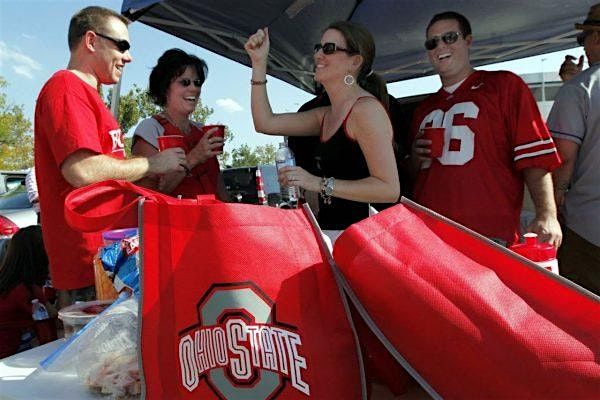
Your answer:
[313,97,372,229]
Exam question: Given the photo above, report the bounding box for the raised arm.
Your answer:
[244,28,323,136]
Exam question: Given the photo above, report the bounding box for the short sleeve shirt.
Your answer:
[546,64,600,246]
[34,70,125,289]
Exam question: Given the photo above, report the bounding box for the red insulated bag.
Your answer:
[65,180,366,399]
[333,199,600,399]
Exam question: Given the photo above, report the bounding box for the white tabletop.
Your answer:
[0,340,98,400]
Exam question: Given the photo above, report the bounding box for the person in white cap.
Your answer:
[546,3,600,295]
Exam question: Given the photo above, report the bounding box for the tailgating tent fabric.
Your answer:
[121,0,597,93]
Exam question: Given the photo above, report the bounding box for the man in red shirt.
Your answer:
[34,6,187,307]
[410,11,562,247]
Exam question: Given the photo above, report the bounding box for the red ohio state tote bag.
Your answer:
[139,197,365,399]
[333,199,600,399]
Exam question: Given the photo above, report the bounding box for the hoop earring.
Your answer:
[344,74,355,86]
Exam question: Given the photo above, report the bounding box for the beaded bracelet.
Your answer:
[250,79,267,85]
[320,177,334,205]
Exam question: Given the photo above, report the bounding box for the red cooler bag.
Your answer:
[333,199,600,399]
[66,180,366,399]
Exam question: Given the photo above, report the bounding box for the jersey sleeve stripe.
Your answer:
[513,138,554,151]
[513,148,557,162]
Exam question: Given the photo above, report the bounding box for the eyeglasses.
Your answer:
[424,31,462,50]
[314,42,351,55]
[576,30,594,46]
[178,78,203,88]
[94,32,130,53]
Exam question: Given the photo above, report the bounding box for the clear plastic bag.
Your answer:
[41,295,140,399]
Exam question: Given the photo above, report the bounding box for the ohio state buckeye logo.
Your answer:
[178,282,310,398]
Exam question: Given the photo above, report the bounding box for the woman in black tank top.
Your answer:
[245,21,400,229]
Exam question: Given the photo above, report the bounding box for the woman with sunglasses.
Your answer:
[132,48,228,200]
[245,22,400,229]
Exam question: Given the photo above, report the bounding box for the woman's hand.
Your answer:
[244,28,270,65]
[188,127,224,166]
[278,166,321,193]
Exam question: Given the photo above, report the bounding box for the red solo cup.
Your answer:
[202,125,225,151]
[423,127,445,158]
[157,135,185,151]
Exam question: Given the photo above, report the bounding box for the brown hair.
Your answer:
[0,226,48,296]
[326,21,389,109]
[68,6,129,51]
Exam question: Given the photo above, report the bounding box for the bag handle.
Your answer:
[64,180,177,233]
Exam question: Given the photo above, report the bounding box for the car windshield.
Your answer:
[0,186,31,210]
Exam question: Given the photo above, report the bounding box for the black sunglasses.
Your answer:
[314,42,351,55]
[424,31,462,50]
[577,30,594,46]
[94,32,130,53]
[178,78,203,88]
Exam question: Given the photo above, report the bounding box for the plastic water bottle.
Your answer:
[31,298,57,344]
[275,141,298,208]
[509,233,559,274]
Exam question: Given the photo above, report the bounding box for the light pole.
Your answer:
[541,58,547,102]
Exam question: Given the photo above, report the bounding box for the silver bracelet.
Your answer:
[320,177,335,205]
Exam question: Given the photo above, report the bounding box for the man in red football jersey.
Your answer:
[410,11,562,247]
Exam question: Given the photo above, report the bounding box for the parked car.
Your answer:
[0,184,37,234]
[0,169,28,195]
[222,165,280,206]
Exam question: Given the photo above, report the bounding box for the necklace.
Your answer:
[162,110,192,135]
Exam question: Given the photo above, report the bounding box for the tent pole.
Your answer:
[110,77,122,120]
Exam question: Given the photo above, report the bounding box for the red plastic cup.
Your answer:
[423,127,445,158]
[157,135,185,151]
[202,125,225,151]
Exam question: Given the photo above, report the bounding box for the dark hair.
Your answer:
[0,226,48,296]
[426,11,472,37]
[327,21,389,109]
[148,48,209,107]
[68,6,129,51]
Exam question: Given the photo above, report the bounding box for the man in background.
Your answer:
[546,3,600,295]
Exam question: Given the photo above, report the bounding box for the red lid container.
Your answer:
[509,233,556,262]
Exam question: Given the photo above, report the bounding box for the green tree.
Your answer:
[225,143,277,167]
[0,77,33,169]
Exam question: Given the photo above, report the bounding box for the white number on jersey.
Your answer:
[419,102,479,165]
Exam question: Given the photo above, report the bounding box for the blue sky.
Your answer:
[0,0,584,152]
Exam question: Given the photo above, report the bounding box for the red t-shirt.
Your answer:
[34,70,125,289]
[0,284,45,359]
[410,71,561,244]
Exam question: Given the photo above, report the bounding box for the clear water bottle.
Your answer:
[32,298,57,344]
[275,141,298,208]
[31,298,50,320]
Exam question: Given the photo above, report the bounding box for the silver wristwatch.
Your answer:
[323,177,335,196]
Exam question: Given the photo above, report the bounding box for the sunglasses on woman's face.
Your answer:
[313,42,351,55]
[178,79,203,87]
[424,31,462,50]
[94,32,130,53]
